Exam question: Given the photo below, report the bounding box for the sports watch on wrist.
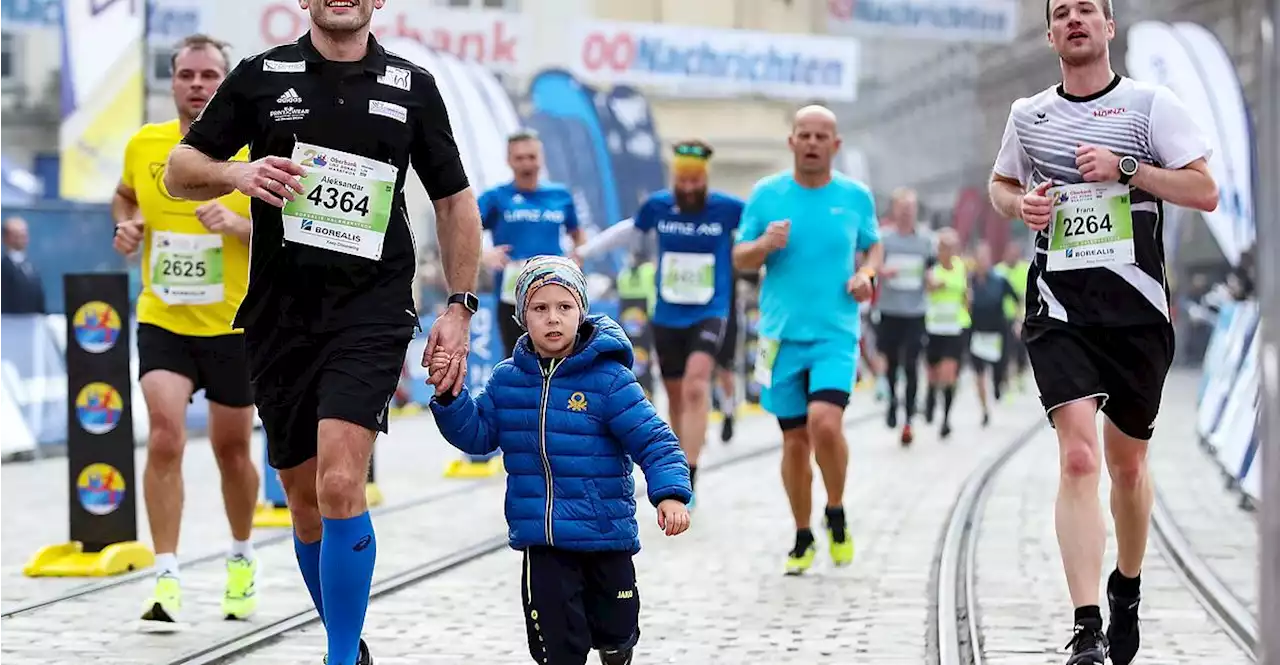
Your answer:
[1118,155,1139,185]
[447,292,478,314]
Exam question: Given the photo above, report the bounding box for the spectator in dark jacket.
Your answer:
[1,216,46,314]
[430,255,691,665]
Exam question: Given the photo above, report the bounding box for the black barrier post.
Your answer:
[619,297,656,399]
[23,273,154,577]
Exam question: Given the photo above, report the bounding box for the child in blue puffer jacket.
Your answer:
[429,255,692,665]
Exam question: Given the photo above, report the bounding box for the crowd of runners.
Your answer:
[108,0,1217,663]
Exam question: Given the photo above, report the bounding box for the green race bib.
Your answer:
[753,337,779,389]
[281,141,399,261]
[659,252,715,305]
[969,331,1003,362]
[1047,182,1135,272]
[500,259,528,305]
[150,231,224,305]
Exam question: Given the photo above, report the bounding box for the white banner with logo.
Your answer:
[569,20,859,102]
[203,0,528,73]
[1126,21,1255,266]
[827,0,1017,43]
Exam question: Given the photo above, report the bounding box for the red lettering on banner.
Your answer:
[260,4,304,46]
[258,2,519,66]
[581,32,632,72]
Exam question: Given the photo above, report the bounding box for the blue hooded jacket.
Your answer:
[430,314,692,553]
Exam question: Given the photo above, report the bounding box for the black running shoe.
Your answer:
[940,422,952,440]
[324,639,373,665]
[982,412,990,428]
[1064,621,1107,664]
[1106,589,1141,665]
[720,413,734,443]
[599,647,634,665]
[886,401,898,429]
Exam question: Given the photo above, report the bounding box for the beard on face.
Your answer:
[1059,40,1107,67]
[674,187,707,212]
[310,1,374,34]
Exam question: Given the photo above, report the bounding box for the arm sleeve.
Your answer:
[737,187,766,243]
[577,218,639,259]
[632,198,656,232]
[992,106,1032,186]
[562,194,581,232]
[182,59,256,160]
[410,72,470,200]
[854,188,880,252]
[1149,87,1214,169]
[604,369,693,506]
[121,135,138,189]
[478,190,498,231]
[428,384,500,456]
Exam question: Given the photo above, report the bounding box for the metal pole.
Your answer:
[1256,1,1279,663]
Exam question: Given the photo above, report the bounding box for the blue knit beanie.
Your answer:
[513,255,590,330]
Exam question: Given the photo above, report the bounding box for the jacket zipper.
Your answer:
[538,358,561,546]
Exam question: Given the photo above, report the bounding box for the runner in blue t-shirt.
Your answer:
[480,130,585,356]
[575,140,743,503]
[733,106,883,575]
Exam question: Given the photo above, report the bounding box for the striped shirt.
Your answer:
[992,75,1211,327]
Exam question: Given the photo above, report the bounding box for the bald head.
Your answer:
[789,105,842,179]
[793,105,838,131]
[3,217,29,251]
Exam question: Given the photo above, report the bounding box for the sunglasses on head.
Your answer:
[673,143,712,159]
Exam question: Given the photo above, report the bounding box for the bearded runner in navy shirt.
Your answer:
[576,140,742,505]
[480,129,585,356]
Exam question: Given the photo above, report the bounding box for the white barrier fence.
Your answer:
[1197,299,1263,505]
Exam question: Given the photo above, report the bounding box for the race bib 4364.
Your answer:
[282,141,399,261]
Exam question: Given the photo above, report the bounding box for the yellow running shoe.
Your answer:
[827,521,855,567]
[784,542,816,575]
[139,574,183,633]
[222,555,259,620]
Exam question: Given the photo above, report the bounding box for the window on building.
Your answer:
[151,46,176,82]
[1,32,15,80]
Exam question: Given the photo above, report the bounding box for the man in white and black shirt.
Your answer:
[988,2,1218,664]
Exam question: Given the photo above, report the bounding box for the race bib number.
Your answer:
[660,252,715,305]
[753,337,780,389]
[970,331,1003,363]
[1046,182,1135,272]
[885,254,925,290]
[500,259,529,305]
[926,302,964,335]
[150,232,224,305]
[281,141,399,261]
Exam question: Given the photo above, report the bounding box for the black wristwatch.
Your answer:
[447,292,479,314]
[1118,155,1139,185]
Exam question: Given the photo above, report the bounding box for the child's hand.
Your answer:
[656,499,690,536]
[429,345,451,373]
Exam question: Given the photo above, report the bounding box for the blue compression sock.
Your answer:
[320,513,376,665]
[293,533,325,625]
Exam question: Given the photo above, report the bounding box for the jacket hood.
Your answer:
[512,314,634,376]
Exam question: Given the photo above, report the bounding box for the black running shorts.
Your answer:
[137,323,254,407]
[497,300,523,358]
[246,323,414,469]
[1024,321,1174,441]
[876,314,927,360]
[652,317,726,380]
[926,332,966,365]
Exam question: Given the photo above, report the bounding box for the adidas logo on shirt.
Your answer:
[276,88,303,104]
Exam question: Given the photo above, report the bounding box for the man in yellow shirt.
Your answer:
[110,34,259,632]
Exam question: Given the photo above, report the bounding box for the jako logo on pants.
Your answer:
[573,21,859,102]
